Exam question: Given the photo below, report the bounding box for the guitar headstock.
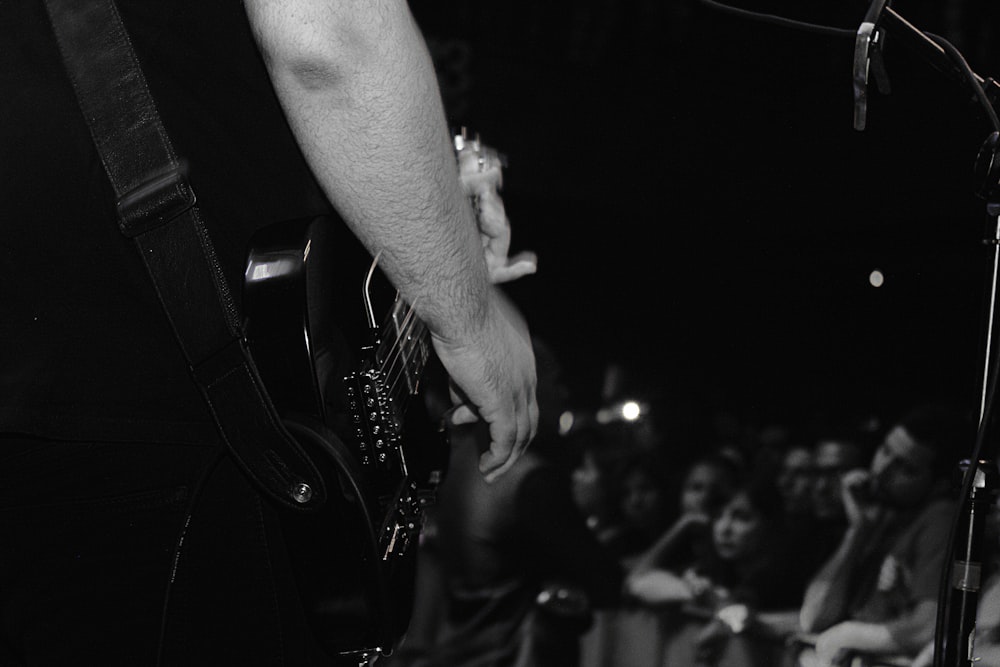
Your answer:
[453,127,537,284]
[454,127,507,189]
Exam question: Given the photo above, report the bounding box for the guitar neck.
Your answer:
[375,296,431,409]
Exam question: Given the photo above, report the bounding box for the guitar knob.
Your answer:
[291,482,313,505]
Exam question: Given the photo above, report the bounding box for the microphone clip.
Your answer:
[854,0,893,131]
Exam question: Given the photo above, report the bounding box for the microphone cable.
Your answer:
[692,0,999,132]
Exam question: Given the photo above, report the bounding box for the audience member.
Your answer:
[577,452,738,667]
[390,339,623,667]
[777,443,816,520]
[811,437,867,524]
[613,451,677,562]
[785,435,870,589]
[571,428,630,548]
[628,472,810,666]
[626,454,740,579]
[797,404,974,667]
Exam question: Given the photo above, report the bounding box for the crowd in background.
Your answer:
[380,2,1000,665]
[382,348,1000,667]
[563,402,971,667]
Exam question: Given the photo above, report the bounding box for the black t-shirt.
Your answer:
[0,1,332,444]
[400,429,623,667]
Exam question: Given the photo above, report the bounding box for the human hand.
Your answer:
[812,624,855,667]
[840,468,881,527]
[433,288,538,481]
[875,554,909,593]
[813,621,890,667]
[682,567,715,601]
[911,641,934,667]
[694,617,731,665]
[456,134,537,284]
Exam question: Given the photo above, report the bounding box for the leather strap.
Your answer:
[42,0,326,511]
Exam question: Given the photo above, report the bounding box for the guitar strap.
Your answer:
[41,0,327,511]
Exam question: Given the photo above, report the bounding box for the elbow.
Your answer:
[282,56,348,93]
[799,611,817,634]
[259,37,359,94]
[799,603,822,634]
[250,9,381,94]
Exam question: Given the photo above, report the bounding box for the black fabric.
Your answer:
[0,0,332,445]
[0,436,330,666]
[388,426,624,667]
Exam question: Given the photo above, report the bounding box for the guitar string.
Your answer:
[382,306,426,398]
[378,300,418,387]
[378,301,427,401]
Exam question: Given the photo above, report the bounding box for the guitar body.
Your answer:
[244,216,448,663]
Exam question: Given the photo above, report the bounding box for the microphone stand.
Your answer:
[852,4,1000,667]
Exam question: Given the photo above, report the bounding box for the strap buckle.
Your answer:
[117,163,197,238]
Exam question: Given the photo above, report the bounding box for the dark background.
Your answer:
[409,0,1000,447]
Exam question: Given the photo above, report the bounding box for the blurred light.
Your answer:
[596,399,647,424]
[869,269,884,288]
[558,410,575,436]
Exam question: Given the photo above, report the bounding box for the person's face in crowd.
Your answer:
[777,446,814,516]
[620,467,666,534]
[812,440,861,520]
[712,491,765,562]
[871,425,937,508]
[680,462,728,515]
[571,452,607,517]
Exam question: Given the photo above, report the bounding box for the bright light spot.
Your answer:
[621,401,642,422]
[869,269,884,288]
[247,258,297,283]
[558,411,575,436]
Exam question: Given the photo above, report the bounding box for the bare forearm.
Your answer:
[245,0,489,341]
[630,514,705,575]
[246,0,538,476]
[815,621,898,660]
[800,527,867,632]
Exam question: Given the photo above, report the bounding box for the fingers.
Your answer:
[430,288,537,484]
[488,253,538,284]
[449,404,479,426]
[457,152,503,194]
[460,166,503,194]
[444,358,537,482]
[480,387,537,482]
[475,193,508,237]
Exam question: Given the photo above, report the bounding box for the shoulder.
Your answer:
[889,497,954,554]
[916,497,955,527]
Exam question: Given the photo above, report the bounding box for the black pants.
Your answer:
[0,437,329,666]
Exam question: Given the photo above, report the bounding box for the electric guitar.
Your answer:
[242,132,505,665]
